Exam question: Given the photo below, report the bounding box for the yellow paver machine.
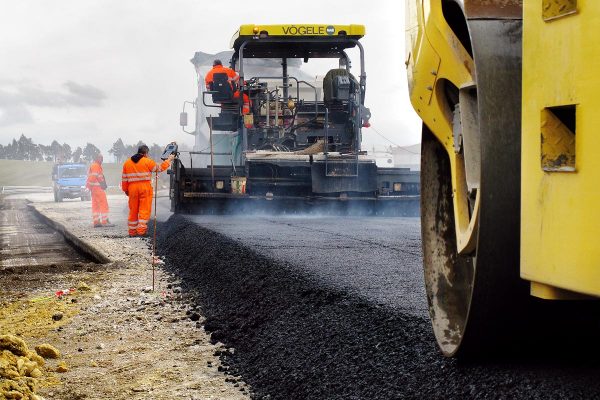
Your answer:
[172,24,420,215]
[405,0,600,356]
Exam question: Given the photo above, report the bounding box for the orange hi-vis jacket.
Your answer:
[204,65,250,114]
[121,155,170,236]
[121,156,170,192]
[205,64,239,89]
[86,161,106,190]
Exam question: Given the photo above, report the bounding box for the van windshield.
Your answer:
[60,167,87,178]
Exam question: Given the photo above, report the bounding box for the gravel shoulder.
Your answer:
[1,195,249,400]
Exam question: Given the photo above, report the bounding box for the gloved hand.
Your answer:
[124,191,129,197]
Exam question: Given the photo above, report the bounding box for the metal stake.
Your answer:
[151,170,158,292]
[210,115,215,190]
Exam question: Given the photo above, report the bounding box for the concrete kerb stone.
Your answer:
[27,203,113,264]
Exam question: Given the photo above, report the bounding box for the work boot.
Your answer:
[93,223,102,228]
[102,223,116,227]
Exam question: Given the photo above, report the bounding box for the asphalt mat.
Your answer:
[157,214,600,400]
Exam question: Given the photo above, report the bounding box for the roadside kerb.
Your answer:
[27,203,113,264]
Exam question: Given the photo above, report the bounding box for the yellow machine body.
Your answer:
[407,0,600,299]
[231,24,365,48]
[406,0,598,357]
[521,0,600,299]
[405,0,479,254]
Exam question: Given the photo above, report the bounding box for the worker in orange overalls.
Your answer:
[205,59,239,90]
[121,145,174,237]
[86,153,111,227]
[205,59,250,115]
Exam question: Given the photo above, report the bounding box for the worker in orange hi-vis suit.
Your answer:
[204,59,239,90]
[121,145,174,237]
[205,59,250,115]
[86,153,112,227]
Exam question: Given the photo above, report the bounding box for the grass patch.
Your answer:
[0,160,131,188]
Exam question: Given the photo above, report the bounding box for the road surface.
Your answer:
[157,209,600,400]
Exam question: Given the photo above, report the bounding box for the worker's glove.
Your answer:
[124,191,129,197]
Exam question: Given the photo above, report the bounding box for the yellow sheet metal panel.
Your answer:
[237,24,365,37]
[521,0,600,297]
[406,0,479,251]
[530,281,595,300]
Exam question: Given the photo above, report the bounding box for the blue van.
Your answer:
[51,163,90,202]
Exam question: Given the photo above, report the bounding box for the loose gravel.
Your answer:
[158,214,600,400]
[6,195,249,400]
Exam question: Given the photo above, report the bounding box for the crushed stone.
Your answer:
[0,335,51,400]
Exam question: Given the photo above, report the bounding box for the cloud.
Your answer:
[63,81,107,106]
[0,105,33,127]
[0,80,107,126]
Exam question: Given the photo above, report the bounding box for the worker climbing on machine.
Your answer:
[234,88,251,115]
[121,145,174,237]
[204,59,250,115]
[86,153,112,227]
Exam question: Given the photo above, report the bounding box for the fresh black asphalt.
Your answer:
[157,214,600,400]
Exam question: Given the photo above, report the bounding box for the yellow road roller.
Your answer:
[405,0,600,357]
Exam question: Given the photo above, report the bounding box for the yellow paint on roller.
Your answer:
[521,0,600,297]
[530,281,596,300]
[405,0,478,254]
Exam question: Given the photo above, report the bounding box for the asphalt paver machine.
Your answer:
[171,24,419,214]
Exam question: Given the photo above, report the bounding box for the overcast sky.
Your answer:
[0,0,422,160]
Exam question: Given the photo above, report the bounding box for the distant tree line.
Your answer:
[108,139,163,164]
[0,135,164,164]
[0,134,100,163]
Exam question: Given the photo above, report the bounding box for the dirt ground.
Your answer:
[0,195,249,400]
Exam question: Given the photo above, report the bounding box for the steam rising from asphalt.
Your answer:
[175,198,419,218]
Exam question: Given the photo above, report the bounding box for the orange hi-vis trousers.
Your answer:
[127,182,153,236]
[90,188,109,225]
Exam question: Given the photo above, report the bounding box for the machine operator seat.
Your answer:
[207,72,239,131]
[210,72,235,103]
[323,68,352,105]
